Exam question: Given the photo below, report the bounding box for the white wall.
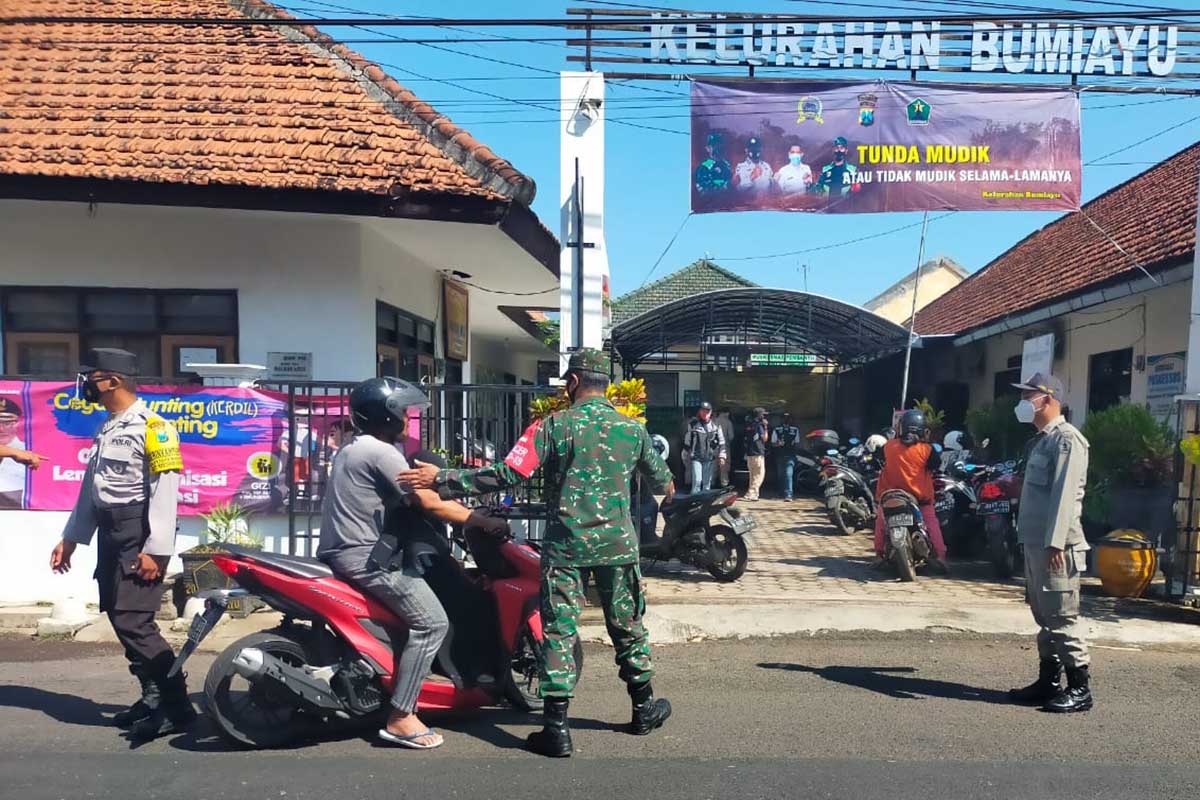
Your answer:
[0,510,297,606]
[963,279,1191,423]
[0,200,375,380]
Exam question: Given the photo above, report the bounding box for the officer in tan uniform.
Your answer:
[49,348,196,739]
[1007,373,1093,713]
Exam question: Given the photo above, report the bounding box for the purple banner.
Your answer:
[691,80,1081,214]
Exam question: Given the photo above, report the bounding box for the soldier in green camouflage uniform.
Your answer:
[399,348,675,758]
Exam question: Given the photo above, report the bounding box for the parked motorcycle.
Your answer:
[636,485,755,582]
[934,461,984,556]
[976,460,1024,579]
[170,519,570,749]
[820,450,876,536]
[879,488,936,582]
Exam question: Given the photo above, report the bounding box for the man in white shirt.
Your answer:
[0,397,41,508]
[775,145,814,196]
[733,137,773,195]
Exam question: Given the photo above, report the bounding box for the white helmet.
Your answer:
[943,430,965,452]
[864,434,887,454]
[651,434,670,460]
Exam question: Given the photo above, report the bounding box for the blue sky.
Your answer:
[277,0,1200,305]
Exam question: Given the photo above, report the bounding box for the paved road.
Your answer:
[3,632,1198,799]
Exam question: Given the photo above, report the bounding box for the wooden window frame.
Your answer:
[4,332,80,377]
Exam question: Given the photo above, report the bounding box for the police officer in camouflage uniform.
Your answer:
[50,349,195,740]
[399,349,676,757]
[1007,373,1094,713]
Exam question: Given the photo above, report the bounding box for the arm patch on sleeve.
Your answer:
[145,416,184,474]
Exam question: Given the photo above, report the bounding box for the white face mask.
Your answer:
[1014,396,1044,425]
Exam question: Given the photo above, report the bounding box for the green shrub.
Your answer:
[912,398,946,440]
[966,399,1034,461]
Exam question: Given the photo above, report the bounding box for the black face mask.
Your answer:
[78,374,108,404]
[834,151,846,163]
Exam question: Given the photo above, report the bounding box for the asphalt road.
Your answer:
[2,632,1199,800]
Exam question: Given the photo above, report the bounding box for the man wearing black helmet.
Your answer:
[682,401,726,493]
[871,408,948,572]
[317,377,449,750]
[694,131,733,194]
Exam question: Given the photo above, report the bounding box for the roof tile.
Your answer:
[915,141,1199,336]
[612,259,759,326]
[0,0,536,204]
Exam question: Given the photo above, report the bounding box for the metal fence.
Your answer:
[1172,398,1200,604]
[268,381,552,556]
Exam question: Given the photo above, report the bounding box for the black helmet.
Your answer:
[698,401,713,413]
[349,377,429,436]
[899,409,928,445]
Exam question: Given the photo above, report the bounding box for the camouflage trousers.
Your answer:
[540,563,654,698]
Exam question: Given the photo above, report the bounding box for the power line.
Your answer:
[718,213,956,262]
[638,212,695,287]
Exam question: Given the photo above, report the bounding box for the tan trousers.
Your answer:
[746,455,765,500]
[1024,546,1090,669]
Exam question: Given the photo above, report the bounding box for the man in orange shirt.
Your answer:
[872,409,948,572]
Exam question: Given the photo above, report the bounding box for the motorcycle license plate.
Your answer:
[935,500,953,512]
[824,483,844,497]
[167,602,226,678]
[978,500,1011,515]
[886,514,915,528]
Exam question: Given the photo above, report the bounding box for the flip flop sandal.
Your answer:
[378,728,444,750]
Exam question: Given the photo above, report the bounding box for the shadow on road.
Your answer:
[777,556,874,583]
[0,685,125,727]
[758,662,1010,704]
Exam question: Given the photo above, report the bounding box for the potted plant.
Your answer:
[178,501,264,618]
[1080,404,1176,547]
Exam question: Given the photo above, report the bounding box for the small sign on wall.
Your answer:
[1147,352,1186,424]
[1021,333,1054,381]
[443,280,470,362]
[267,351,313,381]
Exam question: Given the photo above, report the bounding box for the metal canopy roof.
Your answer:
[611,288,911,370]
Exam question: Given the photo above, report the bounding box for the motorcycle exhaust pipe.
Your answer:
[229,646,345,713]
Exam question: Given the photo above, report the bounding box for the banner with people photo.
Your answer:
[0,381,357,515]
[691,80,1081,214]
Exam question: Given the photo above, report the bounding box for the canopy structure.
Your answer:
[611,288,911,372]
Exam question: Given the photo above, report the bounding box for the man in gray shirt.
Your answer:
[1007,373,1093,714]
[318,377,448,750]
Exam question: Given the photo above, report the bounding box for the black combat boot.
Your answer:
[1043,666,1093,713]
[130,666,197,741]
[526,698,573,758]
[112,663,160,729]
[1009,658,1062,706]
[628,681,672,736]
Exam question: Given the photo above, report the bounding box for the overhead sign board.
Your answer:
[642,18,1180,77]
[749,353,817,366]
[692,80,1080,214]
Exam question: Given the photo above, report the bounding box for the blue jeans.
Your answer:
[690,459,715,492]
[779,454,797,499]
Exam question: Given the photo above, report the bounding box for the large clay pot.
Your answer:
[1095,529,1158,598]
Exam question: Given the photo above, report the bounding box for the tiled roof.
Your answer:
[915,140,1200,336]
[0,0,536,204]
[612,259,758,325]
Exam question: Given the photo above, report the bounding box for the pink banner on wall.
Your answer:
[0,381,356,515]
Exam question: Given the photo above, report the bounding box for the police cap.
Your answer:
[1012,372,1064,398]
[80,347,139,377]
[833,136,849,147]
[0,396,21,420]
[565,348,610,376]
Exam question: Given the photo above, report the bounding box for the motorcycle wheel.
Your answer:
[204,629,316,749]
[706,524,748,582]
[502,620,584,713]
[828,500,853,536]
[987,521,1018,580]
[892,540,917,583]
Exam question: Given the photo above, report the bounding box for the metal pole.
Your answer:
[899,211,930,410]
[573,157,585,350]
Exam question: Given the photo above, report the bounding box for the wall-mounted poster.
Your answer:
[444,280,470,362]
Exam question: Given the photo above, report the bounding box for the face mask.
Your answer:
[789,154,803,165]
[834,151,846,163]
[1014,397,1041,424]
[77,374,106,404]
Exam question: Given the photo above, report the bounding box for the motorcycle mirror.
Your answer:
[849,437,860,445]
[826,449,838,456]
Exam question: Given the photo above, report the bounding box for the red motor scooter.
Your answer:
[170,520,579,749]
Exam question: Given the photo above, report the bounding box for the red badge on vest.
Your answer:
[504,420,543,478]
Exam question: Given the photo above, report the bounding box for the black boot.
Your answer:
[1043,666,1093,713]
[1009,658,1062,706]
[526,698,573,758]
[628,681,672,736]
[130,666,197,741]
[113,663,160,729]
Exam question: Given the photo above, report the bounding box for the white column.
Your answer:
[559,72,611,372]
[1187,168,1200,393]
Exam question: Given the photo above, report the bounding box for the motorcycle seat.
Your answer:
[661,489,729,512]
[223,544,334,579]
